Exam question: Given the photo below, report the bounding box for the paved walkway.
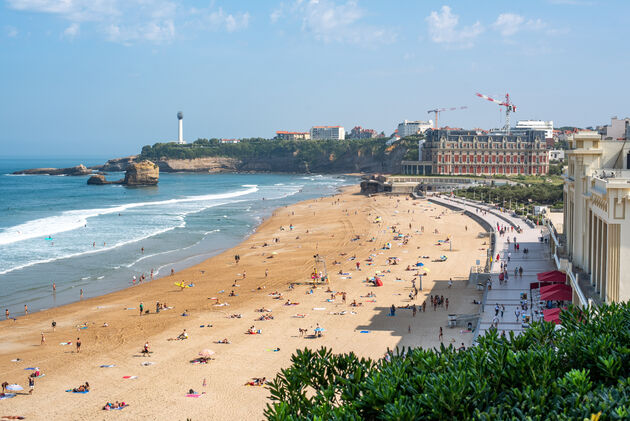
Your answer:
[430,196,556,338]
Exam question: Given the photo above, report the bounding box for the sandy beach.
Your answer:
[0,186,487,420]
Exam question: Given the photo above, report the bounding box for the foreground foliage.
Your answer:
[265,303,630,420]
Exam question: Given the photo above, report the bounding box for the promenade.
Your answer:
[431,196,556,338]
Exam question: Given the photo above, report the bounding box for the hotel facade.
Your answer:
[404,129,549,176]
[563,131,630,302]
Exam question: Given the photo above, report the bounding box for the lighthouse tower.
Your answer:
[177,111,184,144]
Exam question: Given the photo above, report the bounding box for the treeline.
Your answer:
[265,303,630,420]
[139,137,393,163]
[456,183,563,208]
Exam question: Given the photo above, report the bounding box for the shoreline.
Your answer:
[0,186,487,420]
[0,175,355,317]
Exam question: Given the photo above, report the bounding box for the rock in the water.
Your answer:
[123,160,159,185]
[87,174,108,185]
[14,164,91,176]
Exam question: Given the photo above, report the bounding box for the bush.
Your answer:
[265,304,630,420]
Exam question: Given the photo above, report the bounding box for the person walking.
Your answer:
[439,327,443,342]
[40,332,45,346]
[51,320,56,331]
[24,304,28,315]
[139,302,144,316]
[28,376,35,394]
[76,337,81,353]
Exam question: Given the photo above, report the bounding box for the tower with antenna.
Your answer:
[475,93,516,134]
[177,111,184,144]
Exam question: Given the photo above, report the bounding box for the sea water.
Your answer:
[0,158,355,316]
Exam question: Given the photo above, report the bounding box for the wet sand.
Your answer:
[0,186,487,420]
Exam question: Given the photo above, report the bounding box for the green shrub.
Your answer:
[265,303,630,420]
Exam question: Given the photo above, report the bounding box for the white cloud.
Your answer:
[208,8,250,32]
[5,0,250,44]
[5,25,18,37]
[493,13,524,36]
[273,0,396,45]
[493,13,546,37]
[426,6,483,48]
[63,22,80,38]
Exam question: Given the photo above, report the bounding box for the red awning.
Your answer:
[540,284,572,301]
[537,270,565,281]
[530,281,563,290]
[543,308,563,324]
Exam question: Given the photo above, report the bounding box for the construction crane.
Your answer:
[475,92,516,134]
[427,106,468,129]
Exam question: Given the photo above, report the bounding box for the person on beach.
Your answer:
[28,376,34,394]
[439,327,443,342]
[52,320,56,331]
[41,332,45,345]
[139,302,144,315]
[52,282,56,292]
[156,302,160,313]
[5,309,9,319]
[24,304,28,315]
[76,337,81,353]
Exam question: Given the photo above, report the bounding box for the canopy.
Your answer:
[543,308,563,324]
[540,284,572,301]
[530,281,563,291]
[537,270,565,282]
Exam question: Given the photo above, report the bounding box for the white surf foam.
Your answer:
[0,186,258,246]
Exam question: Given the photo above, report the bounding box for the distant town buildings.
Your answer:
[548,149,565,161]
[219,138,240,144]
[275,131,311,140]
[310,126,345,140]
[402,129,549,176]
[397,120,433,137]
[348,126,379,139]
[563,131,630,302]
[515,120,554,140]
[598,116,630,140]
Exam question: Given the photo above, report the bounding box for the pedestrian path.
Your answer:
[430,196,556,339]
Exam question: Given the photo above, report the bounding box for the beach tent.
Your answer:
[543,308,563,324]
[537,270,565,282]
[540,284,572,301]
[375,278,383,287]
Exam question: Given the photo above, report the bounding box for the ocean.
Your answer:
[0,158,355,316]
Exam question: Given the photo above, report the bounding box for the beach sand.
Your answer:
[0,186,487,420]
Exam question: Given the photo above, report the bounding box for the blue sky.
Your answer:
[1,0,628,157]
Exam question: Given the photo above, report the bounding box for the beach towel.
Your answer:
[59,342,72,346]
[24,367,37,370]
[186,394,203,398]
[360,330,370,333]
[0,394,16,400]
[313,307,326,310]
[100,364,115,368]
[66,389,89,394]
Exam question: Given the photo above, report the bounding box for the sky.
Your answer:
[1,0,629,157]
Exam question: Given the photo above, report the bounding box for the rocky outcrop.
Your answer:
[14,164,91,176]
[88,160,158,186]
[123,160,159,185]
[94,156,138,172]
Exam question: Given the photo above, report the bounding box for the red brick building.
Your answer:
[420,129,549,176]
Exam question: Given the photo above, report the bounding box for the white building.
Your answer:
[310,126,345,140]
[548,150,565,161]
[563,131,630,303]
[602,116,630,140]
[515,120,554,140]
[397,120,433,137]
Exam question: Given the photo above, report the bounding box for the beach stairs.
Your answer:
[447,313,480,329]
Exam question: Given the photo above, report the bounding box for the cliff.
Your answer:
[13,164,91,176]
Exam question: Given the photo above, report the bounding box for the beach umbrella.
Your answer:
[198,349,215,358]
[314,327,325,332]
[272,252,278,255]
[6,384,23,391]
